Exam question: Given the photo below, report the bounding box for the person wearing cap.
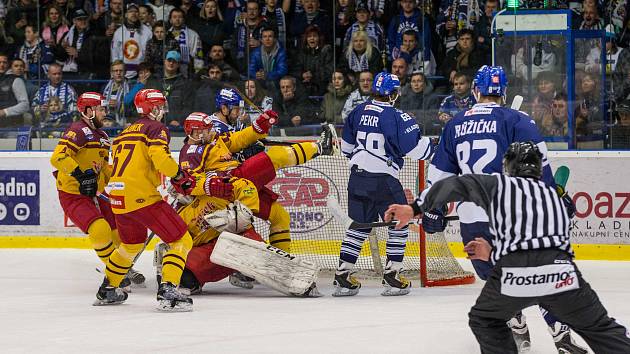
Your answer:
[55,8,111,79]
[111,3,152,79]
[586,24,621,74]
[342,3,384,52]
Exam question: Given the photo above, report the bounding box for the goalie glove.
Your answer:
[252,110,278,134]
[203,200,254,234]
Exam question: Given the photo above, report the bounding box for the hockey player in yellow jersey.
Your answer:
[179,90,336,254]
[95,88,232,311]
[50,92,147,286]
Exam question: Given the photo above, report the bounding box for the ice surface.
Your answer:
[0,249,628,353]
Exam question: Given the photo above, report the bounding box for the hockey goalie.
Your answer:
[155,181,322,297]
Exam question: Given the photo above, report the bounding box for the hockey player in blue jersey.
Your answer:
[334,72,434,297]
[212,88,247,133]
[421,65,587,353]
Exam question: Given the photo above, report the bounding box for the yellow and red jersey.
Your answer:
[178,177,259,247]
[50,120,112,195]
[178,127,265,174]
[107,118,179,214]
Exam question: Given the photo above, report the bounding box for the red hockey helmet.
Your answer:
[134,88,167,117]
[184,112,214,136]
[77,92,106,113]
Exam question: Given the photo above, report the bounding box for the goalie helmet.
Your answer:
[134,88,168,119]
[473,65,508,98]
[184,112,214,136]
[503,141,543,179]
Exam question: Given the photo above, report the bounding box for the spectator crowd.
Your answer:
[0,0,628,146]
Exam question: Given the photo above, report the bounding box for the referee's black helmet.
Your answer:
[503,141,543,179]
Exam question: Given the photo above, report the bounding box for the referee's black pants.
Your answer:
[468,249,630,354]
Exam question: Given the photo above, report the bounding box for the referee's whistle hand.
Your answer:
[464,238,491,261]
[385,205,414,229]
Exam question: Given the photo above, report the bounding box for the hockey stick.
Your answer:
[511,95,524,110]
[327,197,459,230]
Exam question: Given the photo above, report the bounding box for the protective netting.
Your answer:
[253,155,474,285]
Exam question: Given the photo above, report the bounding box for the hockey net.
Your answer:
[253,154,475,287]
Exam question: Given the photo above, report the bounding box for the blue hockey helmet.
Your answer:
[215,88,243,110]
[372,72,401,96]
[473,65,508,97]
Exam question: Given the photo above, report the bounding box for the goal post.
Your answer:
[253,154,475,287]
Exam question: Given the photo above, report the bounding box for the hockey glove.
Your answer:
[204,177,234,200]
[252,110,278,134]
[71,167,98,197]
[171,168,196,196]
[422,206,448,234]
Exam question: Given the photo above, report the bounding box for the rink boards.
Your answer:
[1,151,630,261]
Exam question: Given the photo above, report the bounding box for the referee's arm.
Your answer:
[412,174,498,215]
[385,174,498,228]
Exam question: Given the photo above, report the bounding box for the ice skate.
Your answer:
[93,277,128,306]
[127,268,146,288]
[508,313,531,353]
[316,123,337,156]
[332,270,361,297]
[156,282,193,312]
[229,271,256,289]
[549,322,589,354]
[381,270,411,296]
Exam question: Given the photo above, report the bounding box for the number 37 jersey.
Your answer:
[428,102,554,223]
[341,99,433,178]
[107,118,180,214]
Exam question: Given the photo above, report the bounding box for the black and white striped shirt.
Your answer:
[413,173,573,263]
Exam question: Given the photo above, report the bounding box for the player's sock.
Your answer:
[340,228,370,265]
[161,232,193,286]
[111,229,121,248]
[507,312,531,353]
[548,322,589,354]
[87,218,115,265]
[268,202,291,252]
[267,142,318,169]
[333,261,361,297]
[104,242,144,287]
[382,260,411,296]
[385,226,408,264]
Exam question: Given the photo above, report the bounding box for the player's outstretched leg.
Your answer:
[333,261,361,297]
[93,276,128,306]
[507,312,531,353]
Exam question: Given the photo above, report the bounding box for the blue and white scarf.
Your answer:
[102,79,129,125]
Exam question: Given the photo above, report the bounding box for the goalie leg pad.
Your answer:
[210,232,320,297]
[186,241,235,284]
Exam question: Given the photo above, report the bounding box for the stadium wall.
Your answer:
[1,151,629,261]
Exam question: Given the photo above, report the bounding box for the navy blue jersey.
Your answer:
[210,115,244,134]
[341,99,433,178]
[426,102,554,223]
